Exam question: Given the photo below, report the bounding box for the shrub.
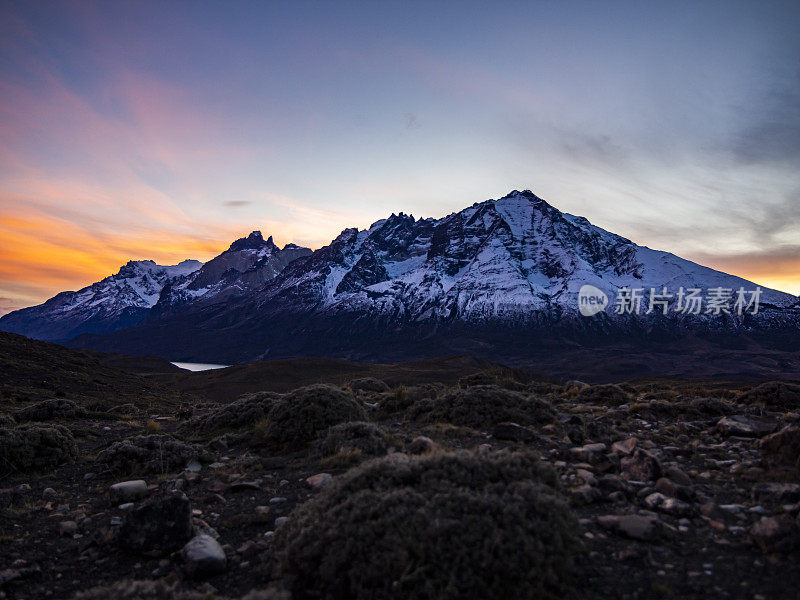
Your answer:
[12,398,87,422]
[183,391,281,434]
[96,435,206,474]
[738,382,800,410]
[0,424,78,474]
[274,449,579,600]
[349,377,390,393]
[406,385,556,429]
[256,384,367,452]
[0,414,15,428]
[458,369,525,391]
[574,384,631,406]
[315,421,391,459]
[377,384,443,415]
[627,397,734,420]
[527,381,564,396]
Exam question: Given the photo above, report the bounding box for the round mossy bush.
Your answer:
[405,384,556,429]
[348,377,390,393]
[574,384,631,406]
[315,421,391,458]
[257,384,367,451]
[0,423,78,474]
[274,449,579,600]
[183,391,281,434]
[377,383,443,416]
[96,434,205,475]
[13,398,88,423]
[738,382,800,410]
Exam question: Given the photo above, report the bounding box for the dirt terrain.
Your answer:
[2,332,800,599]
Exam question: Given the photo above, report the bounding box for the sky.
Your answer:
[1,0,799,315]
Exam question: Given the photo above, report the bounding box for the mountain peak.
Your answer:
[496,189,549,206]
[228,231,278,252]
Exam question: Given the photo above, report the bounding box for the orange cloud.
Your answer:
[692,252,800,296]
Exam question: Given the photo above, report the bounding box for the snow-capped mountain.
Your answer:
[0,260,202,341]
[63,190,800,364]
[148,231,312,319]
[0,230,313,342]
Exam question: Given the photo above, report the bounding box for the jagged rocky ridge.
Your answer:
[0,260,202,341]
[0,232,311,341]
[55,190,799,364]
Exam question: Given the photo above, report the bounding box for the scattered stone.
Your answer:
[760,425,800,469]
[621,449,662,482]
[407,436,436,455]
[664,466,692,486]
[750,515,800,553]
[597,474,633,497]
[570,443,607,463]
[183,534,227,578]
[305,473,332,489]
[644,492,694,517]
[109,480,149,503]
[228,480,262,492]
[0,565,41,588]
[597,514,661,541]
[611,437,638,456]
[269,497,287,505]
[751,483,800,504]
[569,484,601,505]
[492,421,536,442]
[58,521,78,536]
[717,415,778,437]
[118,492,193,556]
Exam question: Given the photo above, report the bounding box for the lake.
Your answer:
[171,361,231,372]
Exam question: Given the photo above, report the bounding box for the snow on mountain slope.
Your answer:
[0,259,202,341]
[247,190,797,327]
[0,231,313,341]
[18,189,800,363]
[149,231,312,318]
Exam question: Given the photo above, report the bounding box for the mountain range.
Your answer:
[2,190,798,364]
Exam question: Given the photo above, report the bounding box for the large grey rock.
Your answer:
[597,514,661,541]
[183,534,227,578]
[717,415,778,437]
[109,480,148,503]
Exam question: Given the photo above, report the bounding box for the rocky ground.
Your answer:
[2,371,800,599]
